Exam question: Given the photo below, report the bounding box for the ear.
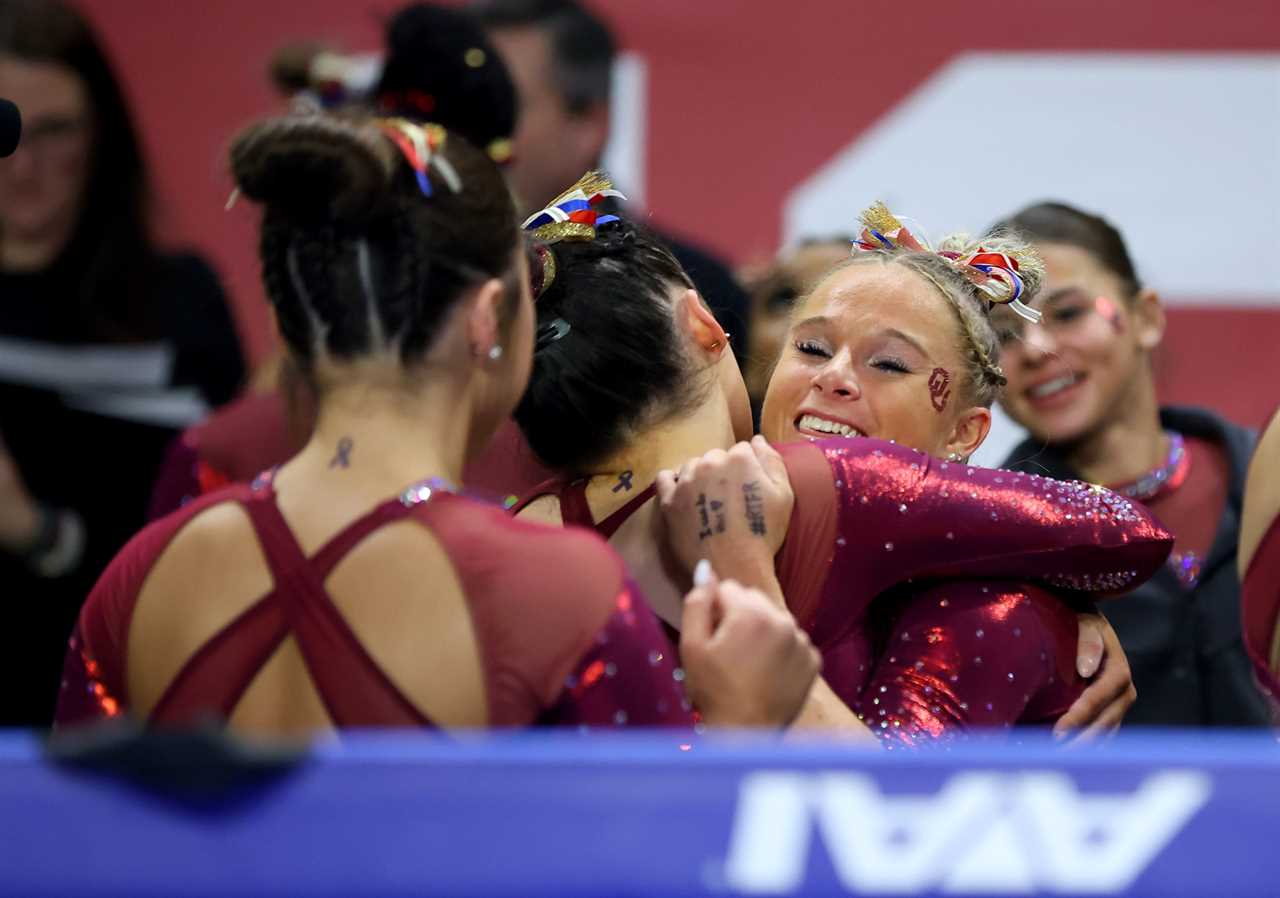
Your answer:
[943,405,992,460]
[676,288,729,356]
[1131,287,1165,351]
[465,278,507,360]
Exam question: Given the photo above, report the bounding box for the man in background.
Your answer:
[472,0,751,360]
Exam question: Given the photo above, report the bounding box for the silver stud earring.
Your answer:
[946,451,963,462]
[488,345,503,361]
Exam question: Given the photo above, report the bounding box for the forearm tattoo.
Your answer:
[329,437,354,469]
[742,480,767,536]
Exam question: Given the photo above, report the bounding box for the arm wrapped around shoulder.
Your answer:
[816,439,1173,604]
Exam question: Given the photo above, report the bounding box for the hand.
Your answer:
[656,436,793,587]
[1054,611,1136,743]
[679,561,820,728]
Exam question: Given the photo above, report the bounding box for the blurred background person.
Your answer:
[0,0,243,726]
[739,236,850,420]
[147,2,550,518]
[993,201,1270,727]
[470,0,752,362]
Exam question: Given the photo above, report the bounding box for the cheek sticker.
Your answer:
[928,367,952,413]
[1095,295,1124,333]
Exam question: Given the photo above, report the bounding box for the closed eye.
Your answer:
[796,338,831,358]
[872,357,911,374]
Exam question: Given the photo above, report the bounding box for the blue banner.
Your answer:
[0,730,1276,897]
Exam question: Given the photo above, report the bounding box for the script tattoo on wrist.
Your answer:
[329,437,354,469]
[743,480,767,536]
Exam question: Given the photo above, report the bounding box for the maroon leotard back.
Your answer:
[57,476,693,731]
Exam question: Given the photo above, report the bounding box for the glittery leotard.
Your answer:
[55,476,693,730]
[520,438,1173,746]
[1242,512,1280,705]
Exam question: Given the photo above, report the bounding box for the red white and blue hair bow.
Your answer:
[522,171,626,244]
[377,118,462,197]
[853,201,1042,323]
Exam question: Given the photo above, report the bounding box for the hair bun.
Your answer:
[230,114,399,224]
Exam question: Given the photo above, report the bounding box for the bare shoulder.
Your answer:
[1241,407,1280,577]
[514,493,563,526]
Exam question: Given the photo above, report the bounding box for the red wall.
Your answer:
[74,0,1280,426]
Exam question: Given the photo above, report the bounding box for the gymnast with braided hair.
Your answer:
[512,187,1173,745]
[53,115,823,735]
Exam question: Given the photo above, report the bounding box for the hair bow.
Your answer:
[376,118,462,197]
[522,171,625,244]
[852,201,1042,323]
[939,248,1040,323]
[522,171,625,299]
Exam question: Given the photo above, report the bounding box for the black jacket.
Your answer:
[1001,406,1271,727]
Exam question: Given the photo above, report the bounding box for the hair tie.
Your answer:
[535,317,571,351]
[376,118,462,197]
[531,243,558,300]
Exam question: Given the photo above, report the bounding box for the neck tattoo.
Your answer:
[928,367,952,413]
[329,437,354,469]
[612,470,635,493]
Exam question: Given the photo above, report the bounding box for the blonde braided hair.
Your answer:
[832,205,1045,408]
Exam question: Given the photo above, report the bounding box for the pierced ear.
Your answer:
[466,278,506,359]
[1132,288,1165,351]
[677,288,729,355]
[943,405,992,460]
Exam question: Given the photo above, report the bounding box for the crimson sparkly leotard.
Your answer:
[517,437,1172,746]
[1242,512,1280,706]
[56,474,692,731]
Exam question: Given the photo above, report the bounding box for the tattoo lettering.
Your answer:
[329,437,354,469]
[742,480,767,537]
[696,492,712,540]
[928,367,952,413]
[612,470,635,493]
[710,499,725,534]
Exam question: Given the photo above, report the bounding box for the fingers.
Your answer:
[680,581,716,646]
[1075,612,1106,678]
[751,434,788,486]
[655,468,678,507]
[1053,652,1132,738]
[1058,686,1134,747]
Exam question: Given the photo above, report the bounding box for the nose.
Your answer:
[1018,322,1057,365]
[811,352,861,400]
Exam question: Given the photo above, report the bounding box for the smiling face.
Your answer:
[760,260,991,458]
[995,241,1158,445]
[0,55,92,254]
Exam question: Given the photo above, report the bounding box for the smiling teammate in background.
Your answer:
[994,201,1270,727]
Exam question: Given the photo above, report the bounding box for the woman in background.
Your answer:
[0,0,244,726]
[147,1,547,519]
[994,201,1270,727]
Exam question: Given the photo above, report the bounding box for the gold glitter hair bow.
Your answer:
[376,118,462,196]
[521,171,625,298]
[522,171,626,244]
[852,200,1042,323]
